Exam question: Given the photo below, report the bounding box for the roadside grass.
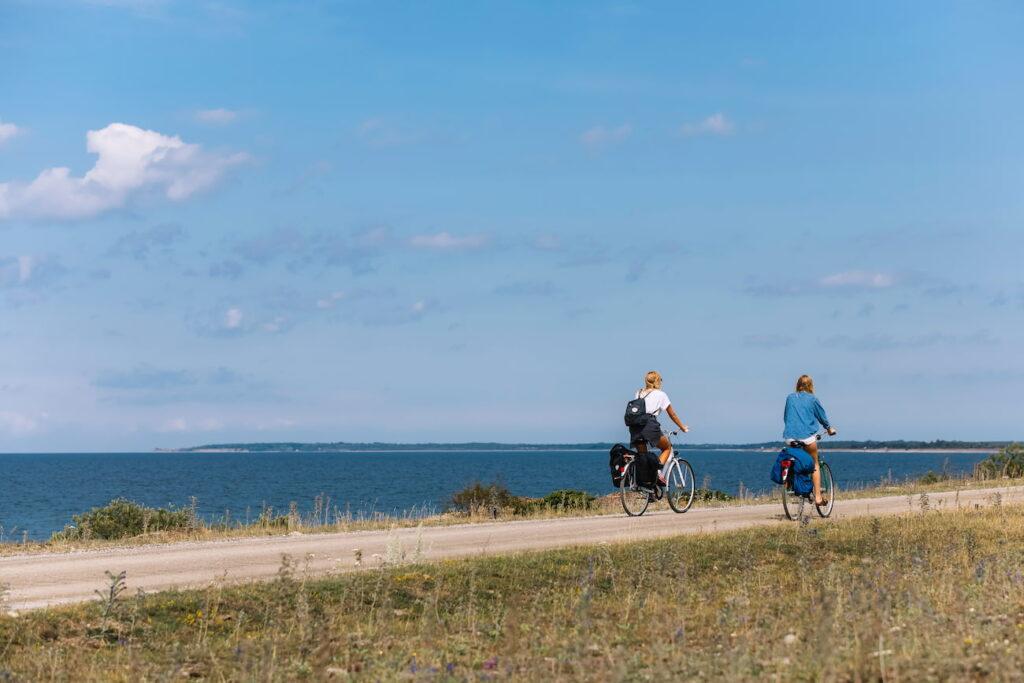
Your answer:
[2,503,1023,680]
[3,474,1024,557]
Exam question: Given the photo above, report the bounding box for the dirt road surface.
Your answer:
[3,486,1019,612]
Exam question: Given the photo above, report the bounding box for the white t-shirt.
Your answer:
[635,388,671,416]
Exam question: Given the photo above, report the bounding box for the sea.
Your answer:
[0,449,989,541]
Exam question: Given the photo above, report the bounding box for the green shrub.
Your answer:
[53,499,195,541]
[447,481,531,515]
[540,489,595,511]
[695,488,733,502]
[975,443,1024,479]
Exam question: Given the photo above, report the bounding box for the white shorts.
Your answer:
[785,435,817,446]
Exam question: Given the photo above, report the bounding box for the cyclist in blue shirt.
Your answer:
[784,374,837,506]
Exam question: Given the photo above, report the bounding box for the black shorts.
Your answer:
[629,415,664,447]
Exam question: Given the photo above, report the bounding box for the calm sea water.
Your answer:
[0,449,987,541]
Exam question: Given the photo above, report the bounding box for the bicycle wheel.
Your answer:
[781,477,803,521]
[620,461,650,517]
[815,462,835,518]
[666,459,695,513]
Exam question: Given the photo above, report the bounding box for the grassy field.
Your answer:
[2,501,1023,680]
[4,472,1022,557]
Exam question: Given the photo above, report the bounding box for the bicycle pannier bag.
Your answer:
[770,447,814,495]
[609,443,632,487]
[634,451,661,488]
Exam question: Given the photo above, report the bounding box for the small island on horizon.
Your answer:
[160,439,1012,454]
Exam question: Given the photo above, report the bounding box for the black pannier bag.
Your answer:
[609,443,633,487]
[633,451,661,489]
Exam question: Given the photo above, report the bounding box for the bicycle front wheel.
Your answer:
[620,461,650,517]
[815,462,835,518]
[666,459,695,513]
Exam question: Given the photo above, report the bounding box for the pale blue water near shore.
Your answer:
[0,449,988,541]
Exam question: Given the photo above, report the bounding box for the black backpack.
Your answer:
[624,391,651,428]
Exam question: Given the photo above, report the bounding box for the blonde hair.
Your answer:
[796,374,814,393]
[644,370,663,390]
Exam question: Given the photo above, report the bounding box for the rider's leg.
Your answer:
[805,441,824,504]
[655,434,674,486]
[656,435,673,465]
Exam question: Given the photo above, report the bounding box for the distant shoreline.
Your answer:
[164,447,1001,455]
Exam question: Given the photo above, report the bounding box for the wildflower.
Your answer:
[483,657,498,670]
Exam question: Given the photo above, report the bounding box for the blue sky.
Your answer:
[0,0,1021,450]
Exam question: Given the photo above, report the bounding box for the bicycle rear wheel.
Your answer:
[815,462,835,518]
[620,461,651,517]
[666,459,695,513]
[781,478,803,521]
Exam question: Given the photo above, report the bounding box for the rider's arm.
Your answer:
[665,404,688,432]
[812,397,835,435]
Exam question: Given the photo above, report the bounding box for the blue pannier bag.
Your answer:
[770,447,815,496]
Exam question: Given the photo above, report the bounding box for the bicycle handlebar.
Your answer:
[786,428,837,447]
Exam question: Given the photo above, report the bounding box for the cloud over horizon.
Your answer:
[819,270,897,290]
[408,231,489,251]
[0,123,247,221]
[744,270,902,297]
[0,119,23,145]
[679,113,734,137]
[194,108,239,124]
[579,123,633,150]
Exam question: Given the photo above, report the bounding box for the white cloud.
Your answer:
[0,410,39,435]
[261,316,287,333]
[316,291,346,309]
[579,123,632,149]
[195,108,239,125]
[157,416,222,433]
[159,417,189,432]
[16,256,32,283]
[408,231,488,251]
[356,118,420,147]
[0,120,22,146]
[0,255,66,289]
[224,307,244,329]
[679,113,734,137]
[532,234,562,251]
[0,122,248,221]
[819,271,897,289]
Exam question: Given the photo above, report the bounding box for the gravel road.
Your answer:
[2,485,1019,612]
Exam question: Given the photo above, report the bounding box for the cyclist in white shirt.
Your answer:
[630,370,689,484]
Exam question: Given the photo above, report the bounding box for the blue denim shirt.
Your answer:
[783,391,831,440]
